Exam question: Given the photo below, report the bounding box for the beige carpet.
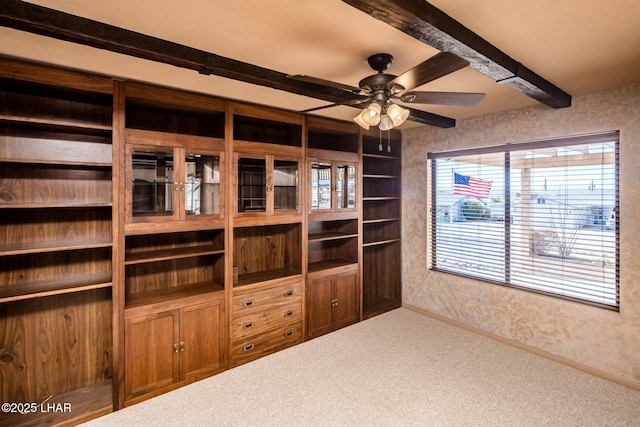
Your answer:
[83,308,640,426]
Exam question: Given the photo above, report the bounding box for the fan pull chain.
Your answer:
[387,131,391,153]
[379,129,383,151]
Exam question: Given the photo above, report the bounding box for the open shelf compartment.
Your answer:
[233,223,302,286]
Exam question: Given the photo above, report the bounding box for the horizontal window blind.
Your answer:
[429,132,619,309]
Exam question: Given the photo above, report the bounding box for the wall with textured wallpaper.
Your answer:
[402,83,640,386]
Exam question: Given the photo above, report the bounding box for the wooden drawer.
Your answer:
[232,281,302,314]
[231,322,302,366]
[232,301,301,339]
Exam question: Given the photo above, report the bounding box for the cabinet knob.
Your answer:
[243,321,254,329]
[180,341,185,352]
[174,343,179,353]
[243,299,253,307]
[284,330,294,338]
[243,343,254,352]
[284,310,294,318]
[284,290,294,298]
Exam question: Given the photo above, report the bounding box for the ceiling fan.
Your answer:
[288,52,485,129]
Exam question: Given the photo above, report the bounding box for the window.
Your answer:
[428,132,619,309]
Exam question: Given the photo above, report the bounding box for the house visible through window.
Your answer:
[428,132,619,309]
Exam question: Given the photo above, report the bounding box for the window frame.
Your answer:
[428,131,620,310]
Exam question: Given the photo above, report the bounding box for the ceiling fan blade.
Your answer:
[287,74,368,95]
[388,52,469,92]
[301,97,371,113]
[405,106,456,128]
[400,91,485,106]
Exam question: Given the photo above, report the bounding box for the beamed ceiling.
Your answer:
[1,0,639,128]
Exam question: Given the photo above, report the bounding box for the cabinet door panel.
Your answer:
[335,272,359,328]
[125,311,179,399]
[180,300,225,381]
[306,276,334,338]
[129,145,178,222]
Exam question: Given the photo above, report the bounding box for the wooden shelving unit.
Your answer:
[118,83,229,406]
[308,219,359,273]
[305,117,361,340]
[361,130,402,319]
[233,223,303,286]
[124,229,225,308]
[229,105,305,366]
[0,64,115,426]
[0,59,405,424]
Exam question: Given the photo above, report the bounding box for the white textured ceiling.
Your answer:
[1,0,639,128]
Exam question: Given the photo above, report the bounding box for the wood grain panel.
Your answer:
[180,300,226,381]
[0,289,112,402]
[362,242,402,315]
[0,164,111,207]
[124,310,178,399]
[0,79,113,128]
[0,207,111,253]
[0,248,112,290]
[0,134,112,165]
[125,255,222,300]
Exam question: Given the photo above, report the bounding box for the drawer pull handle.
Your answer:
[284,310,294,317]
[243,343,254,352]
[284,330,294,338]
[284,290,294,297]
[174,343,179,353]
[243,321,254,329]
[243,299,253,307]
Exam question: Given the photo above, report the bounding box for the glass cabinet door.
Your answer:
[132,148,175,217]
[237,157,266,213]
[336,164,356,209]
[185,153,221,216]
[310,162,332,211]
[273,159,299,211]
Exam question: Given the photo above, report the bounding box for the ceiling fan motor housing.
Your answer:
[367,53,394,72]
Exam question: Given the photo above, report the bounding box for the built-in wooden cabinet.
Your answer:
[235,153,300,215]
[0,60,115,426]
[232,106,303,221]
[124,296,225,404]
[307,219,359,272]
[305,118,362,339]
[128,145,222,221]
[124,229,225,308]
[361,131,402,318]
[0,59,402,425]
[230,278,303,366]
[124,84,226,233]
[118,84,229,408]
[228,105,305,365]
[306,266,359,339]
[233,223,302,286]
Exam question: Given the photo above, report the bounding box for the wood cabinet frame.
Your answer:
[0,60,402,424]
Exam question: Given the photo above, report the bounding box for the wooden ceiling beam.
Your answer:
[0,0,357,105]
[342,0,572,109]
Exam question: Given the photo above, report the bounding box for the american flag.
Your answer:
[453,172,492,199]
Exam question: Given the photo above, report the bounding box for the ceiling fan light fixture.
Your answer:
[378,114,394,131]
[361,102,382,126]
[386,103,410,126]
[353,111,370,129]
